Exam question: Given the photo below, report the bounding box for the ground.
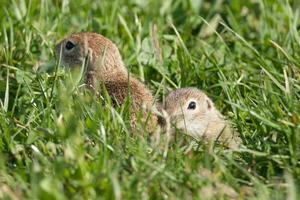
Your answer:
[0,0,300,199]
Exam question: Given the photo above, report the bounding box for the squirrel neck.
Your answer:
[205,110,240,148]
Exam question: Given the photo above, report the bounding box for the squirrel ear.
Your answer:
[155,102,167,127]
[206,98,212,110]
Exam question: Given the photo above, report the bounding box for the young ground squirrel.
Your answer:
[164,87,241,149]
[55,32,157,130]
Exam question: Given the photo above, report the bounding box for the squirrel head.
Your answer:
[55,32,127,75]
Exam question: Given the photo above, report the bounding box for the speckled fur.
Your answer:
[165,87,241,149]
[103,72,157,130]
[56,32,157,130]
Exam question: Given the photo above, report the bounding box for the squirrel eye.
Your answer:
[65,41,75,50]
[187,101,196,110]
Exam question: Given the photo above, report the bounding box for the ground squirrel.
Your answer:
[164,87,241,149]
[55,32,157,130]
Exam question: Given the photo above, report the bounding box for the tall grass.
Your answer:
[0,0,299,199]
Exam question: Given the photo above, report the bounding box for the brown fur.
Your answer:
[55,32,157,130]
[165,87,241,149]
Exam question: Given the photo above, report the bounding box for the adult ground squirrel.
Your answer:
[55,32,157,130]
[164,87,241,149]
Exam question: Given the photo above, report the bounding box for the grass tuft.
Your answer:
[0,0,300,199]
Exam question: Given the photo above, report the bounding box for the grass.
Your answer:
[0,0,300,199]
